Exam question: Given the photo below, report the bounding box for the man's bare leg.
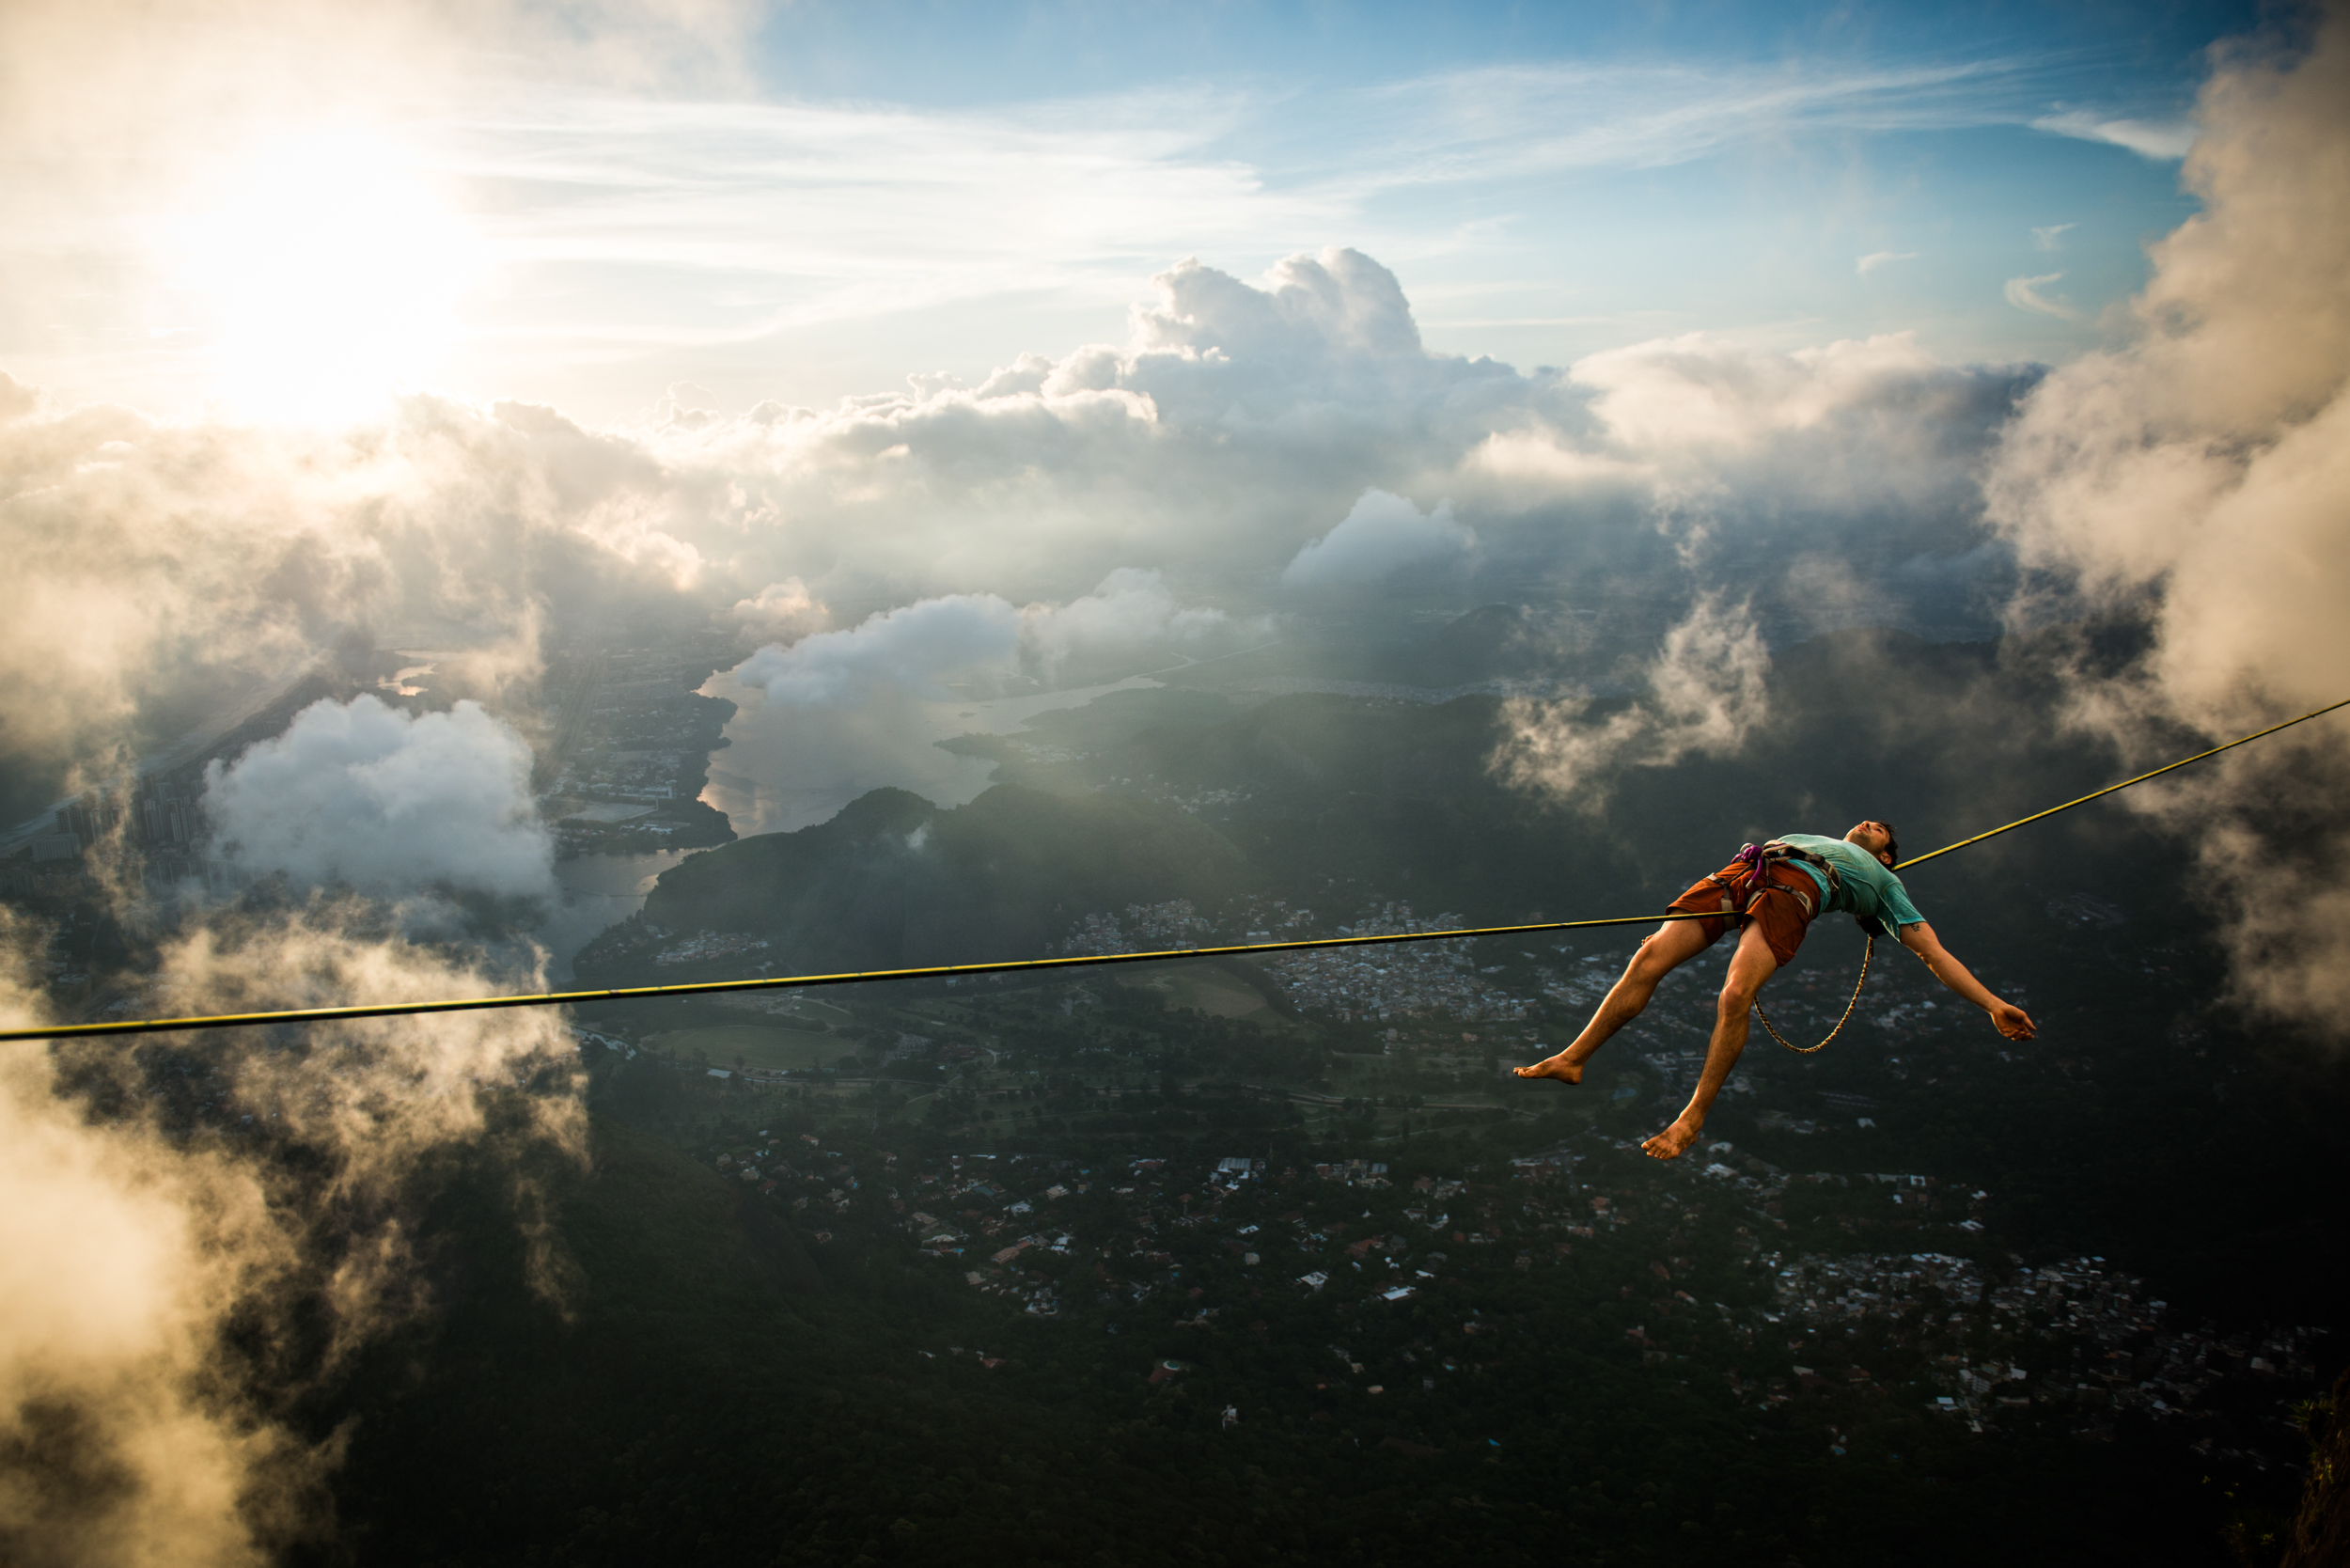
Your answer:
[1515,919,1713,1085]
[1643,920,1779,1159]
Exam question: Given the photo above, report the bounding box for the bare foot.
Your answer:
[1514,1053,1584,1084]
[1641,1121,1700,1160]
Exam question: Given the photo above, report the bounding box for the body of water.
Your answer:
[539,670,1177,971]
[530,850,689,980]
[695,670,1167,839]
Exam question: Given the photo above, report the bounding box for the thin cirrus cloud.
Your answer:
[2003,271,2077,319]
[2030,108,2198,159]
[1856,250,1919,276]
[1340,55,2053,182]
[2031,222,2077,250]
[437,54,2161,350]
[457,85,1318,293]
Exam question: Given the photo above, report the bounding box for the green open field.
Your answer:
[1115,962,1268,1018]
[646,1025,863,1071]
[704,994,854,1028]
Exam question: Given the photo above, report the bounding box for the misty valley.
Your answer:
[14,618,2345,1567]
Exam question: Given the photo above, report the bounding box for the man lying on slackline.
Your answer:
[1514,821,2037,1160]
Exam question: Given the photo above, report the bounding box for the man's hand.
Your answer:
[1903,923,2038,1042]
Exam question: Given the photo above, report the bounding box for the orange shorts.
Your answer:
[1666,859,1822,967]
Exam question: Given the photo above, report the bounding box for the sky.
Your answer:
[6,8,2350,1560]
[0,0,2257,423]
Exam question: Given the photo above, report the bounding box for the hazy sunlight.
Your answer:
[162,126,479,421]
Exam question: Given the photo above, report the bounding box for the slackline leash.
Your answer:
[1754,935,1871,1057]
[5,696,2344,1047]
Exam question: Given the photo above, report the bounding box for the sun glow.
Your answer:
[164,127,481,422]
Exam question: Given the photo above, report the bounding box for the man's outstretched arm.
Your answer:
[1897,921,2036,1041]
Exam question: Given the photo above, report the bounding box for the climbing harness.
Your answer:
[5,696,2343,1045]
[1700,839,1881,1055]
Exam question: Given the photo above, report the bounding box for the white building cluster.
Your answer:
[1264,904,1527,1021]
[1059,900,1211,956]
[651,930,773,967]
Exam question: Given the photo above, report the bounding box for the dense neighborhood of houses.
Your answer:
[687,1121,2324,1466]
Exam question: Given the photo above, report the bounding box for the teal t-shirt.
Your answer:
[1775,834,1925,930]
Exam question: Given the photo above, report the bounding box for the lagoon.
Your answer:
[693,668,1167,839]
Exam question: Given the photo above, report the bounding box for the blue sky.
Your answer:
[740,1,2246,110]
[0,0,2276,420]
[475,0,2253,416]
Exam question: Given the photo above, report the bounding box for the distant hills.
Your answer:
[580,621,2207,995]
[578,784,1249,982]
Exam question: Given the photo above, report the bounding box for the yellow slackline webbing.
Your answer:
[6,696,2344,1046]
[1889,695,2350,871]
[1749,692,2349,1053]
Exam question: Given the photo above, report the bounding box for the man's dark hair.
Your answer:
[1881,824,1901,867]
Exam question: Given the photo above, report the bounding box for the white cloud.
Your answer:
[0,390,721,821]
[730,569,1252,702]
[624,247,1548,604]
[0,242,2045,838]
[1572,331,1966,451]
[1281,490,1474,589]
[1353,56,2076,187]
[2003,272,2076,319]
[1856,250,1918,276]
[0,894,584,1568]
[2030,222,2076,250]
[1020,567,1246,675]
[1455,331,2030,614]
[0,1029,306,1568]
[2032,109,2198,160]
[1989,9,2350,1031]
[203,695,554,902]
[733,594,1020,705]
[729,576,827,641]
[1489,595,1770,808]
[640,256,2016,628]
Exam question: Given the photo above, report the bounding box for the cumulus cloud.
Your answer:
[1988,12,2350,1033]
[733,593,1021,705]
[0,1037,310,1565]
[1467,331,2033,616]
[728,576,827,642]
[2003,272,2076,319]
[1488,595,1771,809]
[1571,331,1971,453]
[1020,567,1249,675]
[1281,490,1475,589]
[0,243,2036,830]
[0,391,738,825]
[203,696,554,903]
[731,569,1251,702]
[0,250,1485,820]
[615,247,1572,611]
[0,900,582,1567]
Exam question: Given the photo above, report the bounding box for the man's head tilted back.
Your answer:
[1845,821,1900,868]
